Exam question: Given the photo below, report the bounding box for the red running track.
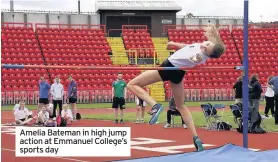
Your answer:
[2,111,278,162]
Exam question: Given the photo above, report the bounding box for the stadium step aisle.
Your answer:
[107,37,129,65]
[149,82,166,102]
[152,37,172,64]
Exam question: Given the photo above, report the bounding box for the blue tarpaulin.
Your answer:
[118,144,278,162]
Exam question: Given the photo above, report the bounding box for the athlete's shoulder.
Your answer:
[182,43,200,49]
[190,43,201,47]
[112,81,117,86]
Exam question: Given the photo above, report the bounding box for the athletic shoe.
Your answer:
[114,119,118,124]
[183,124,188,129]
[193,136,205,151]
[163,123,171,128]
[140,119,145,123]
[120,119,124,124]
[135,119,140,124]
[149,104,164,125]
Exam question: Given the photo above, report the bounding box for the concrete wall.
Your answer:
[181,17,243,30]
[2,12,100,29]
[98,10,177,37]
[184,18,200,26]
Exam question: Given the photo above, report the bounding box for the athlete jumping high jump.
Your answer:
[127,24,226,151]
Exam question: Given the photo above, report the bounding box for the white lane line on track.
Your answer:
[1,148,91,162]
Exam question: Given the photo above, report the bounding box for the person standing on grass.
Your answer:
[249,74,263,111]
[51,76,64,118]
[269,75,278,125]
[135,96,146,124]
[135,87,149,123]
[264,76,275,118]
[38,76,51,113]
[233,76,242,103]
[112,72,127,124]
[68,75,77,120]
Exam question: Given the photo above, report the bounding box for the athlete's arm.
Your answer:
[204,24,226,52]
[124,88,127,99]
[112,82,115,98]
[167,41,188,49]
[112,87,114,98]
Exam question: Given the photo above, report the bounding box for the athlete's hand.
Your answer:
[167,41,175,49]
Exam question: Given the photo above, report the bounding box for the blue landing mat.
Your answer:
[119,144,278,162]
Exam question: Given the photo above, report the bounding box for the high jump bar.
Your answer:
[1,64,244,70]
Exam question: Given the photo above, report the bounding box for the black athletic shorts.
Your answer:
[112,97,125,109]
[39,98,49,104]
[19,115,33,121]
[158,59,186,84]
[69,97,77,103]
[136,98,146,107]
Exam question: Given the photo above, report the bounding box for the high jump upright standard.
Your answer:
[243,0,249,148]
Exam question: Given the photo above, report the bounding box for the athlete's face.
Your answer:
[20,102,25,108]
[117,74,123,80]
[42,107,46,113]
[55,78,60,83]
[200,41,215,55]
[63,104,68,110]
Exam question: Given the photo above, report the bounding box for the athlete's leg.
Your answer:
[170,81,204,151]
[141,106,145,120]
[136,105,140,120]
[127,70,162,107]
[38,103,42,114]
[37,113,44,123]
[127,70,164,124]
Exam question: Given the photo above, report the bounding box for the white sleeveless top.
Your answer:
[168,43,210,67]
[265,86,274,97]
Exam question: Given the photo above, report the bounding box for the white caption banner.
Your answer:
[15,127,131,157]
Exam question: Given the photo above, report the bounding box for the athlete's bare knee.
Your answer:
[127,81,138,90]
[126,82,133,90]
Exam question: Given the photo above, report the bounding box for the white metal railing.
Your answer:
[1,90,136,105]
[2,87,268,105]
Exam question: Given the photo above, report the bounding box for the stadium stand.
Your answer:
[232,25,278,84]
[122,26,156,59]
[36,24,112,85]
[35,24,141,90]
[1,21,278,104]
[1,23,47,92]
[1,23,142,103]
